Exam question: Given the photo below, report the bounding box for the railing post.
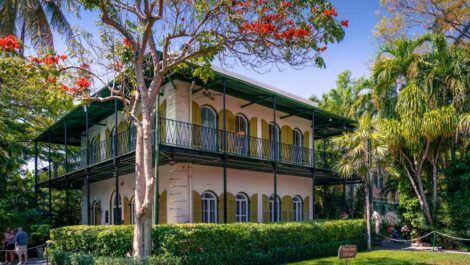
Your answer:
[64,121,69,223]
[272,95,278,221]
[223,79,228,224]
[84,105,91,225]
[114,98,121,225]
[34,141,38,206]
[311,110,315,219]
[48,133,52,223]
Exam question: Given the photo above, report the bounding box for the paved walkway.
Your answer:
[1,258,49,265]
[380,239,470,255]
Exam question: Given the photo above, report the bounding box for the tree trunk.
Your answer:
[365,183,372,251]
[132,113,155,259]
[432,161,438,212]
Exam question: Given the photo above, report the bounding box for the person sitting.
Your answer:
[15,227,28,265]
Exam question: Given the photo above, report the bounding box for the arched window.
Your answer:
[110,191,122,225]
[235,115,249,155]
[293,196,303,221]
[269,194,281,222]
[201,191,217,223]
[269,123,280,160]
[293,129,303,164]
[201,106,217,151]
[236,193,249,222]
[91,200,98,225]
[129,196,136,225]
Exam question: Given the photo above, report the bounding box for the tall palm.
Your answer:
[313,70,374,119]
[0,0,76,52]
[372,34,431,118]
[333,114,393,251]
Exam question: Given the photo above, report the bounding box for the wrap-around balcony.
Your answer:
[37,118,338,184]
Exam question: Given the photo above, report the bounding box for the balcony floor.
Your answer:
[37,143,359,190]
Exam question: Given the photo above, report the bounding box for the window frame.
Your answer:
[235,192,250,222]
[293,195,303,221]
[269,194,281,222]
[201,191,218,223]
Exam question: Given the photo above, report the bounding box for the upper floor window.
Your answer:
[201,106,216,129]
[293,129,303,163]
[202,191,217,223]
[201,106,217,151]
[236,193,249,222]
[235,115,248,154]
[269,123,280,160]
[293,196,303,221]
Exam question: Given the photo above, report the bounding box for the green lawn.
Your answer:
[289,250,470,265]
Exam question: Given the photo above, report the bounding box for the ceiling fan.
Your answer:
[196,88,222,100]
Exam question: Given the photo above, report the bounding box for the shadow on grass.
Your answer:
[299,257,435,265]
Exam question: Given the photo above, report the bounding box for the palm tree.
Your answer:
[311,70,374,119]
[0,0,76,52]
[332,114,393,251]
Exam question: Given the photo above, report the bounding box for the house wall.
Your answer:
[82,163,313,225]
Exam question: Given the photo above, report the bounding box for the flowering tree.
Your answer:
[2,0,349,259]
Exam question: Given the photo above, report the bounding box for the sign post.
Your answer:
[338,245,357,265]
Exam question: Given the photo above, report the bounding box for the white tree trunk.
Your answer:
[132,113,155,259]
[365,182,372,251]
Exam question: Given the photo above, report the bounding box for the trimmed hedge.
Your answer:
[48,220,366,265]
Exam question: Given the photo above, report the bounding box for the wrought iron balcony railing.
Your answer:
[37,118,338,183]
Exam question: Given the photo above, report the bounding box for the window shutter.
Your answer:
[105,129,111,158]
[281,195,293,222]
[249,118,258,157]
[123,197,130,225]
[250,194,258,222]
[281,126,293,161]
[217,110,235,132]
[227,192,236,223]
[117,121,128,154]
[303,131,310,165]
[95,134,101,163]
[261,120,269,159]
[262,194,269,223]
[192,191,202,223]
[159,100,167,142]
[218,193,224,223]
[303,196,310,221]
[192,102,202,147]
[159,191,167,224]
[96,201,102,225]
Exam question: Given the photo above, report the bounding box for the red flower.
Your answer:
[341,20,349,27]
[330,8,337,16]
[61,84,71,92]
[323,8,338,17]
[42,56,58,65]
[0,35,21,50]
[317,46,327,52]
[114,62,123,70]
[123,37,133,49]
[80,63,90,69]
[47,76,57,84]
[31,57,41,64]
[59,54,67,60]
[281,1,292,8]
[75,78,91,89]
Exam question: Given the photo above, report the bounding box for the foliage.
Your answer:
[373,33,470,225]
[290,250,470,265]
[0,0,77,51]
[375,0,470,44]
[311,70,373,119]
[47,251,183,265]
[47,220,367,265]
[441,148,470,239]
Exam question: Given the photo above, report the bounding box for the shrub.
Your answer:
[48,220,366,265]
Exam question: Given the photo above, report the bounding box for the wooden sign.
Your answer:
[338,245,357,259]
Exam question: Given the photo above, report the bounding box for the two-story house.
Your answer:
[34,67,357,225]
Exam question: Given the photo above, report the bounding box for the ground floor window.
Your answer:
[236,193,249,222]
[202,191,217,223]
[269,195,281,222]
[293,196,303,221]
[110,191,122,224]
[91,200,101,225]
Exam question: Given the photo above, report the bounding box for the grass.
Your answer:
[289,250,470,265]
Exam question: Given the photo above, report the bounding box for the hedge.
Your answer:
[47,220,366,265]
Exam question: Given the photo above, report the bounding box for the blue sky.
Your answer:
[56,0,382,99]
